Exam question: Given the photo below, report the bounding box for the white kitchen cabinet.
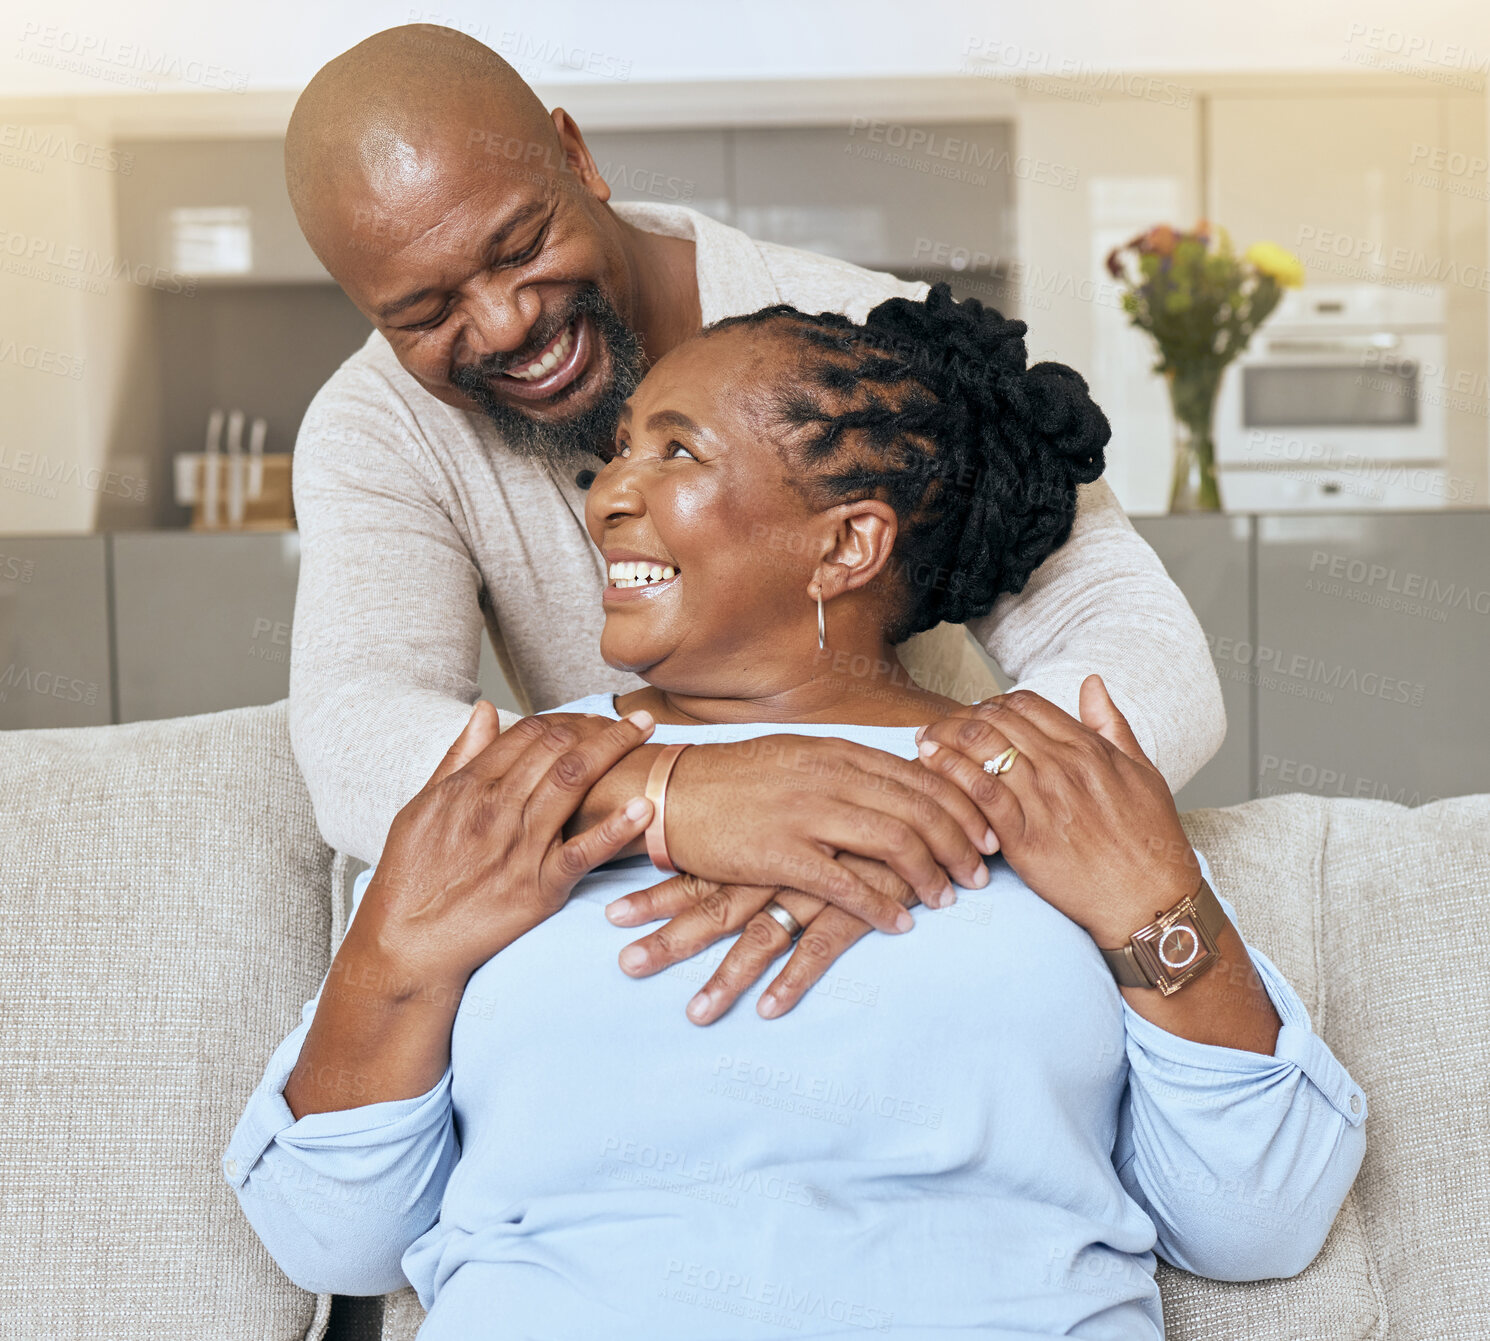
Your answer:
[1210,92,1488,510]
[1013,95,1201,515]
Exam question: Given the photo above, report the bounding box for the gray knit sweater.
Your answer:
[288,203,1225,864]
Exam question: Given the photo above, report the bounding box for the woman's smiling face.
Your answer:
[584,325,847,694]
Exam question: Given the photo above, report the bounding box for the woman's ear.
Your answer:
[811,500,899,600]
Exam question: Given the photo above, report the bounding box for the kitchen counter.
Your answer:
[2,512,1486,811]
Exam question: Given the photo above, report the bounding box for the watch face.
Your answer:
[1158,921,1204,972]
[1130,898,1220,996]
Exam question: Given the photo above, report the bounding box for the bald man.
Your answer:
[284,27,1224,925]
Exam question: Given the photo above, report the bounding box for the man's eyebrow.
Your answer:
[375,200,550,321]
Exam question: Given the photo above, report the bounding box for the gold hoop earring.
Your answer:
[817,589,826,651]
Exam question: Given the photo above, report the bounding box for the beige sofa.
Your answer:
[1,700,1487,1341]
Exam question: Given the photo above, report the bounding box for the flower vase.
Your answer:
[1166,366,1224,513]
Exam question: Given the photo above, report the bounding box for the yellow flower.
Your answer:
[1245,241,1305,288]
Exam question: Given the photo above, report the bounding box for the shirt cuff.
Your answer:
[221,1003,454,1188]
[1120,846,1364,1132]
[1118,854,1367,1129]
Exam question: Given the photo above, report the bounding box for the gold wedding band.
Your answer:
[983,746,1020,776]
[761,900,805,941]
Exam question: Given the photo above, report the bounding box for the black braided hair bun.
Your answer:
[862,282,1110,634]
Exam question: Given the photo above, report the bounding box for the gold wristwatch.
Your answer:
[1099,875,1226,996]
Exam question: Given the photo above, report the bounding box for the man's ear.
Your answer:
[812,500,899,600]
[552,108,611,203]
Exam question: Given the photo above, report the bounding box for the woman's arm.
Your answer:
[915,686,1366,1276]
[914,677,1287,1051]
[225,705,656,1290]
[1114,854,1368,1280]
[224,982,459,1295]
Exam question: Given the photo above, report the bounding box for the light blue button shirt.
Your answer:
[226,696,1367,1339]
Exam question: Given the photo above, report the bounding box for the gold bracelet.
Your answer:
[643,743,690,873]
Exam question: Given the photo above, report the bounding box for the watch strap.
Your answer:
[1100,875,1226,990]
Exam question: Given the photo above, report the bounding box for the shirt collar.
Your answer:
[610,201,781,323]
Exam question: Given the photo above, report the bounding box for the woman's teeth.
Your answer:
[505,322,575,381]
[608,561,677,588]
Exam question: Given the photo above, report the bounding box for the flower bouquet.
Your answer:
[1106,223,1303,511]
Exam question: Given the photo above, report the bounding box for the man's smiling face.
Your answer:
[307,106,646,462]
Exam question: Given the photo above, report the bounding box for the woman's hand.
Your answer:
[913,675,1199,947]
[287,702,659,1118]
[356,703,660,994]
[658,735,993,929]
[604,856,919,1024]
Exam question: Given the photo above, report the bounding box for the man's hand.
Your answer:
[604,857,920,1024]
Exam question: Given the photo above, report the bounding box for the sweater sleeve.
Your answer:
[965,477,1226,794]
[1112,851,1368,1281]
[287,364,521,864]
[222,870,459,1295]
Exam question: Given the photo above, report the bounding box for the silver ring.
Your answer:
[761,900,805,941]
[983,745,1020,776]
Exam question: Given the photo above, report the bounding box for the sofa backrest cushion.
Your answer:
[1156,796,1384,1340]
[0,702,331,1341]
[1315,794,1490,1341]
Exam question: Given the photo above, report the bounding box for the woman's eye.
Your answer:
[668,441,696,460]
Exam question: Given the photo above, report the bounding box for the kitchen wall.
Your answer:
[7,0,1487,94]
[8,69,1483,532]
[0,110,151,534]
[1016,78,1490,512]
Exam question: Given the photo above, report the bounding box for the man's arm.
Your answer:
[289,376,506,864]
[963,477,1225,794]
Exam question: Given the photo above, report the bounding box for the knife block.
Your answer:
[174,452,296,530]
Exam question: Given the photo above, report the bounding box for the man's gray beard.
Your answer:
[451,287,647,465]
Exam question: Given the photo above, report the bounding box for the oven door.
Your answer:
[1215,331,1446,467]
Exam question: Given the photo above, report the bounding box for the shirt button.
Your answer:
[224,1158,238,1177]
[1349,1094,1361,1114]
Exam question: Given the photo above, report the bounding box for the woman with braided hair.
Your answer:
[230,284,1366,1339]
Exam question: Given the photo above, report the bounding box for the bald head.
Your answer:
[282,26,688,463]
[285,25,562,264]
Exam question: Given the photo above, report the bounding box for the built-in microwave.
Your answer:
[1214,285,1447,509]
